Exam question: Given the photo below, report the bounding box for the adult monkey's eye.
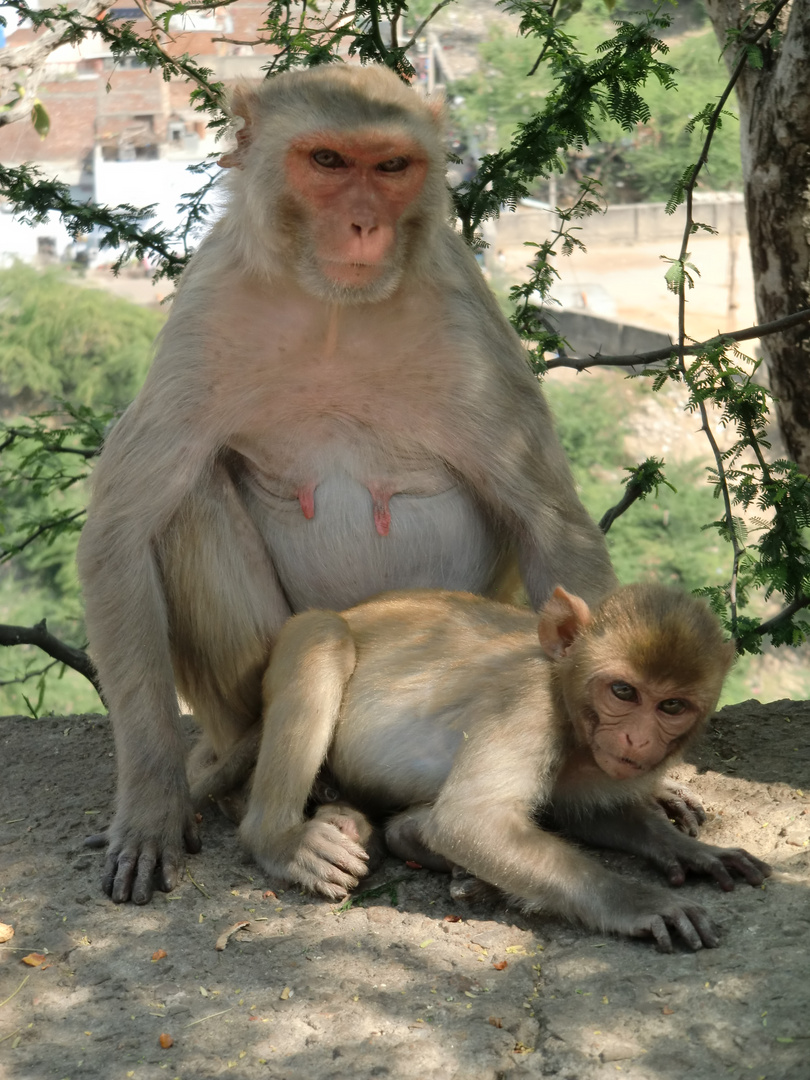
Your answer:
[659,698,688,715]
[376,156,409,173]
[610,681,638,702]
[312,149,347,169]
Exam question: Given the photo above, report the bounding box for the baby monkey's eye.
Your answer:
[312,149,347,169]
[610,681,638,702]
[376,156,409,173]
[658,698,688,715]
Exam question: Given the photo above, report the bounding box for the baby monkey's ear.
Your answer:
[537,586,592,661]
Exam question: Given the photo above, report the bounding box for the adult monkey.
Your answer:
[78,63,616,905]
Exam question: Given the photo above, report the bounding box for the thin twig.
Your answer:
[185,1007,235,1027]
[0,620,103,700]
[752,595,810,641]
[544,307,810,371]
[598,481,645,534]
[0,974,30,1010]
[150,0,242,8]
[0,658,60,688]
[0,508,86,563]
[403,0,454,50]
[186,866,211,899]
[528,0,560,77]
[0,429,97,458]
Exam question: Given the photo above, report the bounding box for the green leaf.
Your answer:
[30,101,50,139]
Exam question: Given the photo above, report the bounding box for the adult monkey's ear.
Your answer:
[424,88,446,127]
[218,85,260,169]
[537,587,592,661]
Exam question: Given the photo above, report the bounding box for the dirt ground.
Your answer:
[1,699,808,1080]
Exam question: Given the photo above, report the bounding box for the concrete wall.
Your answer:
[495,194,746,248]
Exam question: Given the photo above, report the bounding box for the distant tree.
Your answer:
[0,264,164,411]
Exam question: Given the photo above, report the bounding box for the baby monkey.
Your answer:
[234,584,770,951]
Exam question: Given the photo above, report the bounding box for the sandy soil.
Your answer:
[1,699,808,1080]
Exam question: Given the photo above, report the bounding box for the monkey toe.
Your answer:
[131,842,160,905]
[184,819,202,854]
[668,906,718,951]
[729,849,771,885]
[666,864,687,887]
[648,916,674,953]
[305,862,362,899]
[156,850,185,894]
[105,850,142,904]
[449,871,499,904]
[85,831,108,850]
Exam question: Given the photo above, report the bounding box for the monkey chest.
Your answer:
[238,464,500,612]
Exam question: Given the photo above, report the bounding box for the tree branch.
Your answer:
[544,306,810,371]
[0,0,110,124]
[402,0,454,50]
[0,657,59,687]
[751,595,810,642]
[598,482,644,534]
[0,508,85,563]
[0,620,104,701]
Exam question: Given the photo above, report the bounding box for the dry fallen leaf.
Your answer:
[279,987,292,1001]
[152,949,168,962]
[492,961,508,971]
[262,890,277,900]
[405,860,422,870]
[488,1017,503,1028]
[443,915,462,923]
[215,921,249,952]
[21,953,46,967]
[662,1006,675,1015]
[0,923,14,943]
[159,1033,173,1048]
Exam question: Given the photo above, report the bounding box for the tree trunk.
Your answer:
[705,1,810,474]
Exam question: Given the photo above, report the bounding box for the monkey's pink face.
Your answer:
[585,674,701,781]
[285,129,428,291]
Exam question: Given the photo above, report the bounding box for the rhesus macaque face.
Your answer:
[284,130,429,295]
[540,584,733,784]
[584,673,701,780]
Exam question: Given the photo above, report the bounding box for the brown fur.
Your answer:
[239,585,768,951]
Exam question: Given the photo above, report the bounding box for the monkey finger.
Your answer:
[668,799,704,837]
[309,823,370,872]
[294,841,369,892]
[84,831,109,849]
[317,845,369,882]
[301,861,362,898]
